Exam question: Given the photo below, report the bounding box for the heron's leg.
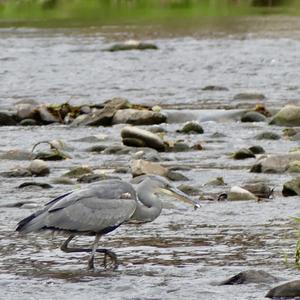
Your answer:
[87,234,100,270]
[60,234,76,253]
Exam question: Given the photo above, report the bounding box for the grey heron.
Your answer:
[16,176,199,270]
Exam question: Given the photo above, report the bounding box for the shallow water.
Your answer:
[1,18,300,300]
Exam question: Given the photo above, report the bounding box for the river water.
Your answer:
[1,17,300,300]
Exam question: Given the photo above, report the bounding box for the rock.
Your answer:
[0,149,31,160]
[0,111,17,125]
[178,121,204,134]
[211,132,227,138]
[283,128,298,137]
[113,167,129,174]
[242,182,273,198]
[112,109,166,126]
[248,145,265,154]
[132,149,161,162]
[166,170,189,181]
[282,177,300,196]
[37,104,61,124]
[0,168,32,177]
[122,138,147,148]
[233,148,256,160]
[233,92,266,100]
[178,184,201,196]
[79,107,115,126]
[270,105,300,127]
[106,40,158,52]
[148,125,166,133]
[16,103,37,120]
[250,152,300,173]
[20,118,37,126]
[85,145,107,153]
[202,85,229,91]
[28,159,50,176]
[204,177,226,186]
[73,134,108,143]
[221,270,279,285]
[241,111,267,122]
[228,186,257,201]
[288,161,300,173]
[63,166,93,178]
[34,150,70,161]
[131,159,168,177]
[266,280,300,298]
[121,126,165,152]
[102,145,132,155]
[77,173,119,183]
[169,141,190,152]
[18,182,53,189]
[255,132,281,140]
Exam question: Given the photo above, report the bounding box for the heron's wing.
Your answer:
[44,197,137,233]
[16,179,137,233]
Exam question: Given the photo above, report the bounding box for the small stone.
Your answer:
[248,145,265,154]
[19,118,37,126]
[178,184,201,196]
[241,111,267,122]
[202,85,229,91]
[131,159,168,177]
[0,111,17,125]
[178,121,204,134]
[106,40,158,52]
[170,141,190,152]
[85,145,107,153]
[242,182,273,198]
[0,168,32,177]
[256,132,281,140]
[204,177,226,186]
[77,173,118,183]
[18,182,53,189]
[166,170,189,181]
[0,149,31,160]
[233,148,256,160]
[28,159,50,176]
[228,186,257,201]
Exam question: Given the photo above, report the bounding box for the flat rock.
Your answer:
[121,126,165,152]
[106,40,158,52]
[270,105,300,127]
[221,270,279,285]
[251,152,300,173]
[112,109,166,126]
[266,280,300,298]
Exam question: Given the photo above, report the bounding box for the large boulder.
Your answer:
[251,152,300,173]
[112,109,166,125]
[121,126,166,152]
[266,280,300,298]
[270,105,300,127]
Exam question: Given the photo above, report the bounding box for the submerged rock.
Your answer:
[248,145,265,154]
[282,177,300,196]
[241,111,267,122]
[121,126,165,152]
[106,40,158,52]
[112,109,166,125]
[178,121,204,134]
[221,270,279,285]
[233,148,256,160]
[227,186,257,201]
[242,182,273,198]
[166,170,189,181]
[202,85,229,91]
[178,184,201,196]
[77,173,119,184]
[18,182,53,189]
[270,105,300,127]
[233,92,266,100]
[266,280,300,298]
[255,132,281,140]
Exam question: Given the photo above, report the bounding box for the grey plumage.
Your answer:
[16,176,199,270]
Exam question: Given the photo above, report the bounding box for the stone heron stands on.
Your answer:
[16,176,199,270]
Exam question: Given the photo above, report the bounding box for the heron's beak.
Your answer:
[160,186,200,210]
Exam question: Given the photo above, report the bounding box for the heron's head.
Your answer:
[144,175,200,209]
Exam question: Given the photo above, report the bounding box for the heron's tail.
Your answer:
[16,210,46,233]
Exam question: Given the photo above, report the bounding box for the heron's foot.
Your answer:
[87,255,95,270]
[102,249,118,270]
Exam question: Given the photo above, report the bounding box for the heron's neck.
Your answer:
[130,181,162,223]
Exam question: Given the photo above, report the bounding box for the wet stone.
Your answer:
[33,150,70,161]
[19,118,37,126]
[204,177,226,186]
[0,111,17,125]
[178,121,204,134]
[178,184,201,196]
[221,270,279,285]
[242,182,273,198]
[0,168,32,177]
[18,182,53,189]
[166,170,189,181]
[0,149,32,160]
[51,177,75,185]
[233,148,256,160]
[270,104,300,127]
[85,145,107,153]
[240,111,267,122]
[248,145,265,154]
[106,40,158,52]
[202,85,229,91]
[233,92,266,100]
[131,159,168,177]
[77,173,119,184]
[282,177,300,196]
[288,161,300,173]
[28,159,50,176]
[228,186,257,201]
[169,141,190,152]
[256,132,281,140]
[266,280,300,298]
[63,166,93,178]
